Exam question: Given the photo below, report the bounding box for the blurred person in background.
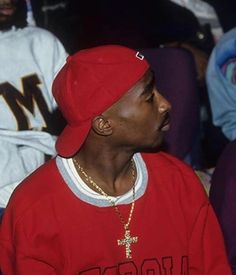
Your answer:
[0,0,67,209]
[206,27,236,143]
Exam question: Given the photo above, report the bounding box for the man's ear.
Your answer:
[92,115,113,136]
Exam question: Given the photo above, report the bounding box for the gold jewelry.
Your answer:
[73,158,138,259]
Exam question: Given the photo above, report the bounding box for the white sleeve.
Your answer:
[50,35,68,109]
[0,130,57,207]
[32,28,68,110]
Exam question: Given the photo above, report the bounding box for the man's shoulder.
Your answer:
[142,151,194,173]
[20,26,61,43]
[141,152,207,200]
[14,158,61,195]
[6,159,63,219]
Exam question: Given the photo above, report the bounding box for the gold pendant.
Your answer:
[117,229,138,259]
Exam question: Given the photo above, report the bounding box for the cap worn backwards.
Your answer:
[52,45,149,157]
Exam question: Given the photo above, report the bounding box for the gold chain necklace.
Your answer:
[73,158,138,259]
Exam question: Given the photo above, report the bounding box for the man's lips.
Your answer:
[0,5,15,16]
[159,113,170,131]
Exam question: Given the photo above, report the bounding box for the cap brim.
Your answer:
[56,121,91,157]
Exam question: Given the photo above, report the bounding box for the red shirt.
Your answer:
[0,152,231,274]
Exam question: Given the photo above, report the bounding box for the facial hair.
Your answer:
[0,0,27,31]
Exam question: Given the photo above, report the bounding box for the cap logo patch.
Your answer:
[136,52,144,60]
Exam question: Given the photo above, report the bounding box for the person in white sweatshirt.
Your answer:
[0,0,67,208]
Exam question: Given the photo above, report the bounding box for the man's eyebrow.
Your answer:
[141,73,156,96]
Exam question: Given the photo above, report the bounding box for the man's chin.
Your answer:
[0,13,16,30]
[137,137,164,153]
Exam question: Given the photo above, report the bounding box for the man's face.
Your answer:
[104,70,171,152]
[0,0,17,27]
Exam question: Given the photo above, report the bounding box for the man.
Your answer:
[0,45,231,274]
[0,0,67,207]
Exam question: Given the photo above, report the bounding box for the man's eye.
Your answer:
[146,93,154,102]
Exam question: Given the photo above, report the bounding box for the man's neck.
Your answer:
[73,150,136,197]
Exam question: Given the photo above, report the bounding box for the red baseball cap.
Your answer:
[53,45,149,157]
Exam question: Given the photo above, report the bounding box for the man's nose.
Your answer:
[157,93,171,114]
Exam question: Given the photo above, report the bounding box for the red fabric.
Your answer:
[0,153,231,274]
[52,45,149,157]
